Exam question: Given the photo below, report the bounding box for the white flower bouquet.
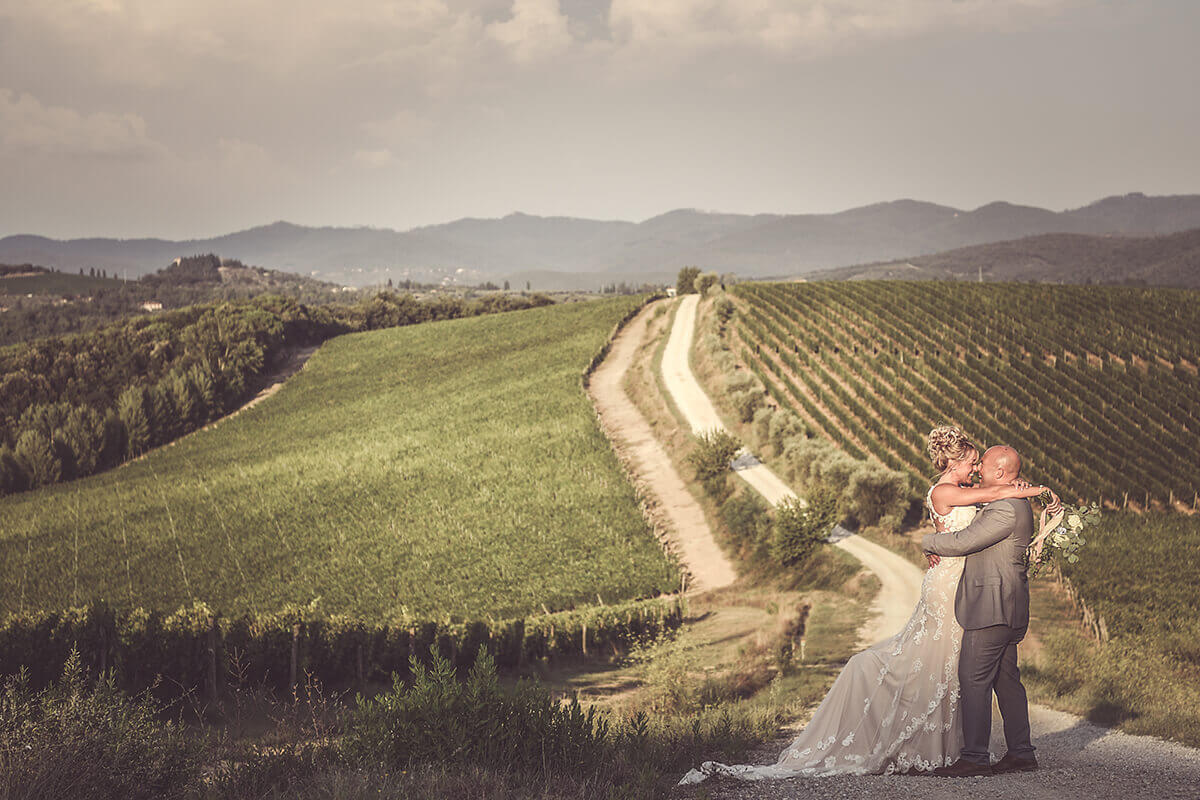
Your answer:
[1027,498,1099,578]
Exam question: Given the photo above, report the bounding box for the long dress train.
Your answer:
[679,493,974,782]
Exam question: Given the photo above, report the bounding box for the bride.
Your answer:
[679,425,1048,783]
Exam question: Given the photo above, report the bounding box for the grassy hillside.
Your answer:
[0,268,123,295]
[0,297,680,619]
[731,281,1200,507]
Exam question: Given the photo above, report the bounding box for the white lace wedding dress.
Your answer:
[679,491,972,783]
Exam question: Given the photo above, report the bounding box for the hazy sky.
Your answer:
[2,0,1198,239]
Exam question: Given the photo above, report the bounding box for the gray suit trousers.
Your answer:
[959,623,1035,764]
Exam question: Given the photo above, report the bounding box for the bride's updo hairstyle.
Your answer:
[927,425,976,473]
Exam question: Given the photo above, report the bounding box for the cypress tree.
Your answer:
[117,386,151,457]
[14,429,61,488]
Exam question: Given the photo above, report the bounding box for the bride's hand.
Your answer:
[1044,490,1063,516]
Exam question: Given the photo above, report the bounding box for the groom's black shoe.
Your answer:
[992,752,1039,773]
[931,758,993,777]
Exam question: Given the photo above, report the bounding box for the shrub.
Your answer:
[0,445,25,493]
[343,647,609,777]
[771,489,840,568]
[688,429,740,484]
[713,294,735,325]
[844,462,911,528]
[0,650,200,800]
[694,272,719,295]
[751,406,774,444]
[767,409,807,454]
[676,267,701,296]
[729,388,765,423]
[117,386,151,457]
[13,429,60,489]
[720,491,772,557]
[724,370,757,394]
[782,435,840,489]
[687,429,741,503]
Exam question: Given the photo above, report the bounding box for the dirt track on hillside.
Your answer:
[587,300,737,593]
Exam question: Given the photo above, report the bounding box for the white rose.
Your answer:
[1067,514,1082,528]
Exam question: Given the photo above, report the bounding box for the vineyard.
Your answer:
[730,281,1200,507]
[0,296,680,621]
[1030,511,1200,745]
[1061,512,1200,649]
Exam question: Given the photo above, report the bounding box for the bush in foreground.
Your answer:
[0,650,200,800]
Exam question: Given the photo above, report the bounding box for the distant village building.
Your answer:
[666,287,678,297]
[141,301,163,312]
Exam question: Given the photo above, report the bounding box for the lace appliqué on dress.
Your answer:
[677,489,975,784]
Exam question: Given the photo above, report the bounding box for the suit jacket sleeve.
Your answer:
[922,501,1017,556]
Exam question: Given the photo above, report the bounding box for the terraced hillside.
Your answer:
[0,297,680,619]
[731,281,1200,507]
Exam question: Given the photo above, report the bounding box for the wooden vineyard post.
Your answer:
[290,623,300,689]
[98,626,106,677]
[581,623,588,657]
[207,619,219,702]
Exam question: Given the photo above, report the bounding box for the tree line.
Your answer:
[0,289,553,496]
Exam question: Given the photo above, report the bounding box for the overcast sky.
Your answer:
[2,0,1197,239]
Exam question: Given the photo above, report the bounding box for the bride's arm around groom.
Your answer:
[919,445,1040,776]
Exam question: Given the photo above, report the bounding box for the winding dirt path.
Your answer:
[587,301,737,593]
[664,294,922,645]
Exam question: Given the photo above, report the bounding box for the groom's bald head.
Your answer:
[980,445,1021,487]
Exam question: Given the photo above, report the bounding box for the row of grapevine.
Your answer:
[731,281,1200,507]
[0,595,685,697]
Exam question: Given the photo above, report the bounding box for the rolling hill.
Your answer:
[0,297,680,619]
[812,227,1200,287]
[4,192,1200,289]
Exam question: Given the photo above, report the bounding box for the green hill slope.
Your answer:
[731,281,1200,507]
[0,297,680,619]
[0,268,123,296]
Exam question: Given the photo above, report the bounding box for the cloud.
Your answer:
[0,88,165,159]
[486,0,573,63]
[352,148,399,168]
[607,0,1083,60]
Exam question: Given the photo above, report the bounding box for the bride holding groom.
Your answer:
[681,425,1062,783]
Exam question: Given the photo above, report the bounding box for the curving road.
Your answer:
[588,300,737,592]
[662,294,922,645]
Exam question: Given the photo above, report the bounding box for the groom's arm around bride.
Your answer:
[920,445,1039,776]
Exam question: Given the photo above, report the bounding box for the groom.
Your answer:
[922,445,1042,777]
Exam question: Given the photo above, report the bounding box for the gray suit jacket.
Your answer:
[921,497,1033,630]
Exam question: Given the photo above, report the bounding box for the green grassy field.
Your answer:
[0,297,680,620]
[0,270,123,295]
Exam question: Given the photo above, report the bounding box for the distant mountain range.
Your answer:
[3,192,1200,290]
[812,227,1200,288]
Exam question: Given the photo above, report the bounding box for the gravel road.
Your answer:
[588,299,736,592]
[663,294,921,646]
[662,293,1200,799]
